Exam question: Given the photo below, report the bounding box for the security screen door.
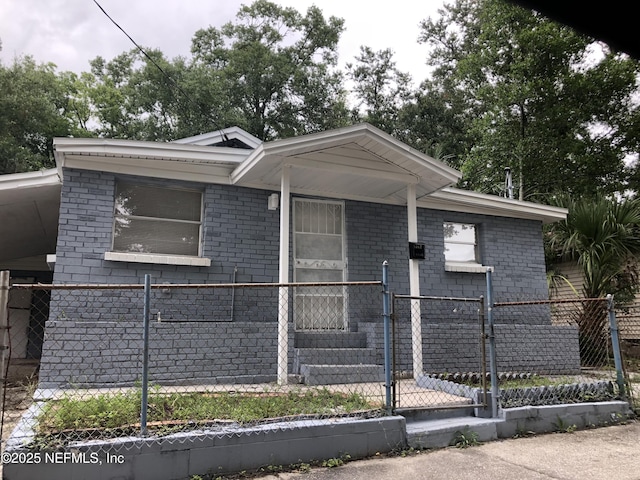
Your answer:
[293,199,347,330]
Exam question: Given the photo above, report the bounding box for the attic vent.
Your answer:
[210,138,254,149]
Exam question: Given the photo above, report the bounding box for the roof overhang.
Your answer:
[422,187,568,224]
[230,123,462,204]
[0,169,61,263]
[54,137,252,184]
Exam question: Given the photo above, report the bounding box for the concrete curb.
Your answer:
[3,415,406,480]
[406,400,633,449]
[3,401,633,480]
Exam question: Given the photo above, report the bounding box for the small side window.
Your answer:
[443,222,478,263]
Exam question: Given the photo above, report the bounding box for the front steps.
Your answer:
[406,416,501,449]
[294,331,384,385]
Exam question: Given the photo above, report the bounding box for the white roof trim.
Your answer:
[53,137,252,184]
[0,168,60,191]
[231,123,461,188]
[172,126,262,149]
[420,187,568,224]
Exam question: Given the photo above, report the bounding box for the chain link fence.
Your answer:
[390,291,635,414]
[2,273,637,460]
[1,279,387,455]
[391,295,488,411]
[613,303,640,412]
[492,297,629,409]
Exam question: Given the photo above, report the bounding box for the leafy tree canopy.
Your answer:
[418,0,640,199]
[0,54,90,174]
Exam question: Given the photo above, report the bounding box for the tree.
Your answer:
[0,56,83,174]
[346,47,412,133]
[81,1,350,142]
[418,0,640,199]
[545,194,640,363]
[189,0,349,140]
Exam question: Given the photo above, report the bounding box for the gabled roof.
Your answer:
[231,123,462,204]
[171,126,262,149]
[49,124,567,225]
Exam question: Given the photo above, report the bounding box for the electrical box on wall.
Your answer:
[409,242,425,260]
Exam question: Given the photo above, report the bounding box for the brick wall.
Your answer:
[38,321,279,388]
[359,321,580,375]
[345,200,549,301]
[43,168,558,386]
[54,169,281,287]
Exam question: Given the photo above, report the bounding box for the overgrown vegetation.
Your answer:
[34,387,379,446]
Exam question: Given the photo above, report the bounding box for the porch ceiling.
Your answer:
[230,123,462,204]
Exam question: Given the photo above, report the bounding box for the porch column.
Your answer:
[407,184,424,379]
[277,166,291,385]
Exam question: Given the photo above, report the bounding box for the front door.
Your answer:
[293,199,346,330]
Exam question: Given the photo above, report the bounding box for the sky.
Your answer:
[0,0,447,85]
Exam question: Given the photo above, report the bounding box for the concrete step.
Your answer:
[294,348,377,372]
[406,416,502,449]
[295,331,367,349]
[299,364,384,386]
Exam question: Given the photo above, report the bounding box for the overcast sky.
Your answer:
[0,0,446,85]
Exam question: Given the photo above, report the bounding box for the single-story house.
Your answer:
[1,123,576,387]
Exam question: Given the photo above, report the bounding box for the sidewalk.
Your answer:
[262,420,640,480]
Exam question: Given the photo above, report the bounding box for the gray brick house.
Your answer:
[4,124,575,387]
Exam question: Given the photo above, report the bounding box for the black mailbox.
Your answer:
[409,242,425,260]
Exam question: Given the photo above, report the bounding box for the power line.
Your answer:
[92,0,229,142]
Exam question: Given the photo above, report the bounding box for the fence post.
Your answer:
[606,294,626,398]
[140,274,151,436]
[0,271,9,383]
[485,267,499,418]
[382,261,392,414]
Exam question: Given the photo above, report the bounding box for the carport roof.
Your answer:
[0,169,61,262]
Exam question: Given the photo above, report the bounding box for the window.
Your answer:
[112,182,203,257]
[443,222,478,263]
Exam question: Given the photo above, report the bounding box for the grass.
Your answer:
[36,387,379,436]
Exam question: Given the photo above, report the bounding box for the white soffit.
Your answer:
[230,123,462,203]
[53,137,252,184]
[422,187,568,223]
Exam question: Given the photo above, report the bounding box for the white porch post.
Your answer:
[277,166,291,385]
[407,184,423,379]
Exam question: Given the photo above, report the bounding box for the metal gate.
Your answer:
[391,294,488,412]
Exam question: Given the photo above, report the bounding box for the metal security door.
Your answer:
[293,199,347,330]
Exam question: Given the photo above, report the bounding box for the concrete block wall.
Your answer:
[38,321,279,388]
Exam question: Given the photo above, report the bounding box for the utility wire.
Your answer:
[92,0,229,142]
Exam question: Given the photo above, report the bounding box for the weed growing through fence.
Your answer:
[35,387,378,442]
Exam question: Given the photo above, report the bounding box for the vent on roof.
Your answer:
[210,138,254,149]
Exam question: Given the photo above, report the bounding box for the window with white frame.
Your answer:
[112,182,203,256]
[443,222,479,263]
